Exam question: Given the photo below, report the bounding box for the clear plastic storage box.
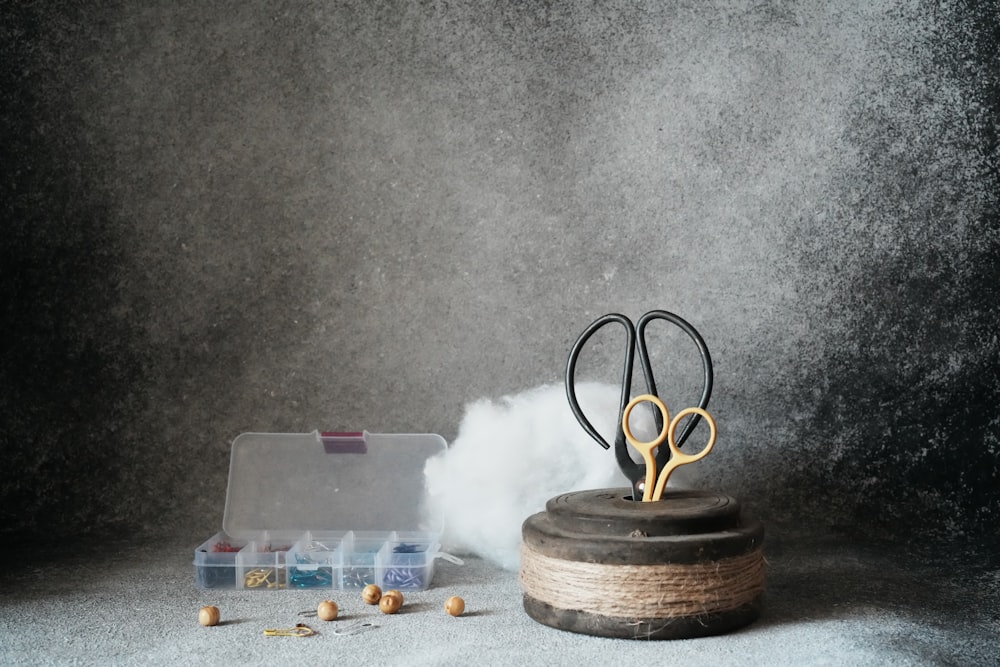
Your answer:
[193,431,446,591]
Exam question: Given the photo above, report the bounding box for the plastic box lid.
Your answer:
[222,431,446,539]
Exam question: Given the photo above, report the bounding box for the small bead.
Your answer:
[317,600,339,621]
[362,584,382,605]
[198,606,220,627]
[384,589,403,605]
[379,594,402,614]
[445,596,465,617]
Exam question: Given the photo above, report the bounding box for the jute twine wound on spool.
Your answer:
[520,545,766,619]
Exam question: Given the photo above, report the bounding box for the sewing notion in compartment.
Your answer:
[194,431,452,591]
[520,310,767,640]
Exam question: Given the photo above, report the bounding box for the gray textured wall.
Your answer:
[3,1,997,546]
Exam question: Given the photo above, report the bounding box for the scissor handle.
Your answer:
[565,313,641,485]
[666,407,716,461]
[649,406,717,502]
[621,394,671,501]
[636,311,713,445]
[621,394,671,452]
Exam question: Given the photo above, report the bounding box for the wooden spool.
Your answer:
[520,488,765,640]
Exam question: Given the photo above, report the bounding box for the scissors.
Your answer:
[621,394,716,501]
[565,310,715,501]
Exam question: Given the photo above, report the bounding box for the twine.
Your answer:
[520,545,766,619]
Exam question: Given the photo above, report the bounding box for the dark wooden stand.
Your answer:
[521,488,764,640]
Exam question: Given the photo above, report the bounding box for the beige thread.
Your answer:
[520,546,766,619]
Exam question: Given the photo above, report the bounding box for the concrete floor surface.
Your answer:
[2,531,997,666]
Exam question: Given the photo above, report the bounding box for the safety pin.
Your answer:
[263,624,316,637]
[332,620,379,636]
[245,568,275,587]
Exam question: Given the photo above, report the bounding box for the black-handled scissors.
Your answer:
[565,310,714,500]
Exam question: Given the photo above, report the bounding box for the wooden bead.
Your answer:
[198,606,220,627]
[362,584,382,605]
[379,593,402,614]
[317,600,339,621]
[384,589,403,604]
[445,596,465,617]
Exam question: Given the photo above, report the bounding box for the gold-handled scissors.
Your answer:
[621,394,716,501]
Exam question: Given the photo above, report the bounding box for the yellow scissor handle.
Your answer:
[649,406,716,502]
[621,394,672,502]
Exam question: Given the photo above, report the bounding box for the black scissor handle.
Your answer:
[636,310,714,471]
[566,313,646,487]
[565,313,641,483]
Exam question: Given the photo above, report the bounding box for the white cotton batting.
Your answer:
[423,382,657,571]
